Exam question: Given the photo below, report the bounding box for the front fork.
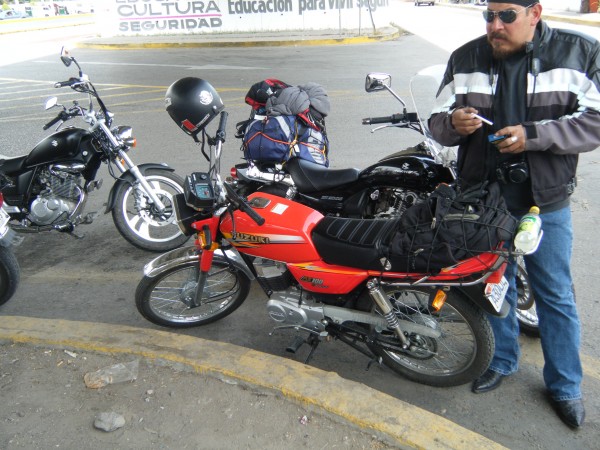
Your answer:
[192,219,220,307]
[114,149,167,211]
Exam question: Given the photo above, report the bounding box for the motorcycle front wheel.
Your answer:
[135,259,251,328]
[0,246,20,306]
[112,169,190,252]
[366,287,494,387]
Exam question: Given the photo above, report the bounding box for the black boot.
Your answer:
[549,396,585,429]
[471,368,505,394]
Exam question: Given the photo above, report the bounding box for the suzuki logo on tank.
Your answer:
[97,0,390,36]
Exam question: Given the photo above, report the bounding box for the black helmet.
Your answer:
[165,77,224,138]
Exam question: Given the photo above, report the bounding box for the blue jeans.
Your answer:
[487,206,582,401]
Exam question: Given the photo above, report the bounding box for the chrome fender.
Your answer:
[142,245,255,281]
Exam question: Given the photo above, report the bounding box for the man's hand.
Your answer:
[492,125,526,154]
[451,107,486,136]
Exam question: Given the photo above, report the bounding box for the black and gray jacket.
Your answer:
[428,21,600,209]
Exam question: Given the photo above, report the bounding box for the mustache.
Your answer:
[489,32,507,40]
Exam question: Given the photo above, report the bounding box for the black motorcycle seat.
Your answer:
[0,155,28,176]
[286,157,360,193]
[312,216,400,271]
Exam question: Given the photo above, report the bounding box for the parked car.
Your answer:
[415,0,435,5]
[0,9,28,20]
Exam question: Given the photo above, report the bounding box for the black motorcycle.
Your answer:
[230,66,540,335]
[0,48,189,252]
[231,72,455,219]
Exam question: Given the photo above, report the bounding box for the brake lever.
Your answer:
[370,123,408,133]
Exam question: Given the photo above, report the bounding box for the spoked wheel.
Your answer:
[135,258,251,328]
[113,169,190,252]
[366,287,494,387]
[516,256,540,337]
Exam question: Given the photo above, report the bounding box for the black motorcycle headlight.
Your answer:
[173,193,209,236]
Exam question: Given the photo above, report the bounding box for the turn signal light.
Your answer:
[432,290,447,311]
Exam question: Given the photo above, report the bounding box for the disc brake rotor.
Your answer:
[134,188,174,225]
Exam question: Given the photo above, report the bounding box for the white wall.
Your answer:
[96,0,392,36]
[542,0,584,13]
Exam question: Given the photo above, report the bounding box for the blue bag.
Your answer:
[243,115,328,167]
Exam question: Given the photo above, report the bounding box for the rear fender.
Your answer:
[456,285,510,318]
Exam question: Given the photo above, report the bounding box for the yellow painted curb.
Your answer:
[0,315,506,450]
[75,30,401,50]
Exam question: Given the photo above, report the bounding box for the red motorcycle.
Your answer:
[135,78,515,387]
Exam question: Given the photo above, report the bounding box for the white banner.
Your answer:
[96,0,391,36]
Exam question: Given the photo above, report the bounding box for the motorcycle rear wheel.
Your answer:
[0,246,20,306]
[112,169,190,252]
[135,259,251,328]
[515,257,540,337]
[366,287,494,387]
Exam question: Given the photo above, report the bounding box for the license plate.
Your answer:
[485,276,509,313]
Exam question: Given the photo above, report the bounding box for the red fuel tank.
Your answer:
[220,193,324,263]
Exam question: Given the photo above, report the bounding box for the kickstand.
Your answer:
[366,356,382,371]
[303,334,321,364]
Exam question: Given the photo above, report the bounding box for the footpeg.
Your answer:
[286,335,305,354]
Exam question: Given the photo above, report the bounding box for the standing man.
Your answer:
[428,0,600,429]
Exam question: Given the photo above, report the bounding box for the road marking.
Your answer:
[32,60,265,71]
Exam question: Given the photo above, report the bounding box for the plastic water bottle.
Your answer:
[514,206,542,253]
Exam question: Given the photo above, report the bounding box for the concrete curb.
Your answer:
[0,315,507,450]
[76,27,403,50]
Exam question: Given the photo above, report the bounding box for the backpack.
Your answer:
[242,115,329,166]
[387,181,517,272]
[238,79,330,167]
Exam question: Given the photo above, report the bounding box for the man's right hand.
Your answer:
[451,107,485,136]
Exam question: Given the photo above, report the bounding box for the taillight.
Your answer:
[230,167,238,179]
[0,192,4,208]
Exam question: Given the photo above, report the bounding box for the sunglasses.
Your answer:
[482,4,534,24]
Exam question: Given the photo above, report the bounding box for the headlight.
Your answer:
[114,125,136,148]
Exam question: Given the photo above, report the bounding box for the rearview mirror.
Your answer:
[60,46,73,67]
[45,97,58,110]
[365,73,392,92]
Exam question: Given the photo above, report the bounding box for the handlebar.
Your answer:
[216,111,228,143]
[362,112,420,125]
[43,110,70,130]
[54,77,81,88]
[223,182,265,226]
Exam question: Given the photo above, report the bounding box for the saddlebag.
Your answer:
[387,181,518,272]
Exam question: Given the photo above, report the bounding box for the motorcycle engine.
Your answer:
[373,188,423,218]
[253,258,326,332]
[28,168,83,226]
[266,288,326,333]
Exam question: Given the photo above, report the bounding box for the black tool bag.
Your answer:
[388,181,518,272]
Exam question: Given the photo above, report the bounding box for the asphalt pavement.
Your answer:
[2,4,600,449]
